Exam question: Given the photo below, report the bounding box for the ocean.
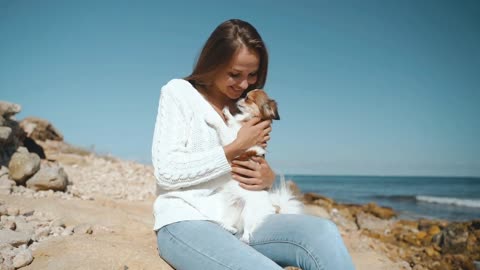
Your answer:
[281,175,480,221]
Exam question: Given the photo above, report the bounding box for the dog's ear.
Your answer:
[261,100,280,120]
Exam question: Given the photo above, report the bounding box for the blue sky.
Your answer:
[1,0,479,177]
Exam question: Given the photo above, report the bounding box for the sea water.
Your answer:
[280,175,480,221]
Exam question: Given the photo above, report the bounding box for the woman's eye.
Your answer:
[229,73,240,78]
[248,73,257,77]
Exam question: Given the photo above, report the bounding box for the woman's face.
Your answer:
[213,46,260,100]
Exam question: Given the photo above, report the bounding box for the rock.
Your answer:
[19,117,63,142]
[61,226,74,236]
[12,249,33,268]
[424,246,439,257]
[0,260,15,270]
[0,126,12,143]
[303,204,331,219]
[0,101,21,119]
[0,177,15,188]
[50,218,65,228]
[363,202,396,219]
[331,208,359,231]
[33,227,50,241]
[73,223,93,234]
[8,150,41,185]
[26,165,68,192]
[0,243,13,253]
[438,223,469,254]
[303,193,334,205]
[0,205,7,216]
[0,166,8,177]
[0,171,14,195]
[0,230,31,247]
[427,225,441,236]
[11,218,34,235]
[356,211,393,232]
[6,207,19,216]
[2,220,16,231]
[303,193,335,212]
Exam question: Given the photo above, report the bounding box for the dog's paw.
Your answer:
[240,231,252,243]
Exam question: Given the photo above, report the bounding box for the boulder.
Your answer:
[363,202,396,219]
[0,126,12,143]
[356,211,393,232]
[26,165,68,191]
[0,101,21,119]
[20,116,63,141]
[8,149,41,185]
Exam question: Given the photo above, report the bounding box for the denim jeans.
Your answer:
[156,214,355,270]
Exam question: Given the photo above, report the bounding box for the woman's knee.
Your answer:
[297,215,342,237]
[314,217,341,235]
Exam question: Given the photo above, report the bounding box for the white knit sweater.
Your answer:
[151,79,237,232]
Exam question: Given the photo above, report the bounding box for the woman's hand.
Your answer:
[236,117,271,150]
[231,156,276,191]
[223,117,271,162]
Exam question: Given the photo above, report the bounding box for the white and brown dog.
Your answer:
[215,89,303,243]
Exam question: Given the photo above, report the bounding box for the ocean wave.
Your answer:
[371,194,480,208]
[416,196,480,208]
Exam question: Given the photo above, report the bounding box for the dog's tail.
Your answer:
[269,175,304,214]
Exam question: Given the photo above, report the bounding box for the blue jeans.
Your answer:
[156,214,355,270]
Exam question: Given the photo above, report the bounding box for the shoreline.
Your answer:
[286,175,480,222]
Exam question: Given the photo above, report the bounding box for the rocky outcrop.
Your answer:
[0,101,69,195]
[301,189,480,270]
[19,117,63,142]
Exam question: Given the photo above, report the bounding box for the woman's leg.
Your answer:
[248,214,355,270]
[157,220,283,270]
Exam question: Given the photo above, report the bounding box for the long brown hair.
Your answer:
[185,19,268,93]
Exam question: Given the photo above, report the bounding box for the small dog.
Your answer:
[216,89,303,243]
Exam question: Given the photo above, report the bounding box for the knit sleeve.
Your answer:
[151,82,231,190]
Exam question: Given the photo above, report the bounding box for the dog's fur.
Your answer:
[215,89,303,243]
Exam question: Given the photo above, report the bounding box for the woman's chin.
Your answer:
[229,87,245,99]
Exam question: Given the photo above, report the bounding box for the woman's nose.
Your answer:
[239,79,249,90]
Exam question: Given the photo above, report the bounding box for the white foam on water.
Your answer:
[416,195,480,208]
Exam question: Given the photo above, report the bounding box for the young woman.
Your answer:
[152,19,355,270]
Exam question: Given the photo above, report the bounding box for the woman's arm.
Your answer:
[231,156,276,191]
[152,84,231,190]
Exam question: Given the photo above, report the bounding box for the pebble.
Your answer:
[12,249,33,268]
[73,223,93,235]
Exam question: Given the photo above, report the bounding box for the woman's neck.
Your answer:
[197,85,235,111]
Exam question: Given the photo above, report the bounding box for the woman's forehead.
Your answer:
[229,47,259,72]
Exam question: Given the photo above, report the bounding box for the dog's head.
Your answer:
[237,89,280,120]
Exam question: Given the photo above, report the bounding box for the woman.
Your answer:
[152,19,355,270]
